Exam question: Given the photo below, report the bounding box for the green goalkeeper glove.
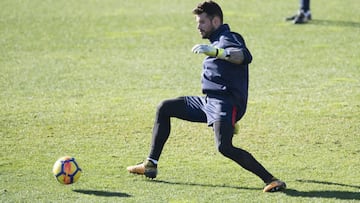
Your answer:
[191,44,230,60]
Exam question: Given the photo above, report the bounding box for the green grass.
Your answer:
[1,0,359,202]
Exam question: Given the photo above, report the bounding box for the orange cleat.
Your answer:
[127,160,157,179]
[263,179,286,192]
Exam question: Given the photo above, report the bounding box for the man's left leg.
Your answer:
[213,121,286,192]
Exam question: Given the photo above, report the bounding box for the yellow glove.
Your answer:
[191,44,229,60]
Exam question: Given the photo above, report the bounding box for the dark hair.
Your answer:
[192,1,223,22]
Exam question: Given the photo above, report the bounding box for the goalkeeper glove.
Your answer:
[191,44,230,60]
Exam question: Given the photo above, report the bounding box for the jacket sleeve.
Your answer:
[221,33,253,65]
[240,46,252,65]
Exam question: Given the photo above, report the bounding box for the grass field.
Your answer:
[1,0,359,202]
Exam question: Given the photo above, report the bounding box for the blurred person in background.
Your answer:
[286,0,312,24]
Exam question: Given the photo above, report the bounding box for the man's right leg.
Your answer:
[127,96,207,178]
[149,97,194,161]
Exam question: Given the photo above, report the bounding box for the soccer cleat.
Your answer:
[263,179,286,192]
[126,160,158,179]
[293,11,308,24]
[286,11,312,23]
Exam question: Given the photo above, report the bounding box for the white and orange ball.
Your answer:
[52,156,82,184]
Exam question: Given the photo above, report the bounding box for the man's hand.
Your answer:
[191,44,220,57]
[192,44,229,60]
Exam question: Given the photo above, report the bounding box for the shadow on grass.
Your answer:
[151,179,260,191]
[296,179,360,189]
[152,179,360,200]
[311,19,360,28]
[284,189,359,200]
[283,179,360,200]
[73,189,132,198]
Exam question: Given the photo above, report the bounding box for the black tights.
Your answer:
[148,97,274,183]
[213,121,274,183]
[149,97,193,161]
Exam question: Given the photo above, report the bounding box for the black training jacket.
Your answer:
[201,24,252,107]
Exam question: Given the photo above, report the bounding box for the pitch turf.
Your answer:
[1,0,359,202]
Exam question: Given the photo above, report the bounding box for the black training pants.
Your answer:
[148,96,274,183]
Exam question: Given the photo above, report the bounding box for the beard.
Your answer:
[200,26,216,39]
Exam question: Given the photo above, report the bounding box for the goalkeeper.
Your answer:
[127,0,286,193]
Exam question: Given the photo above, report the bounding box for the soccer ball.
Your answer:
[52,156,82,184]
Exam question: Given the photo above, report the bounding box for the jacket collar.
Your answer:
[209,24,230,43]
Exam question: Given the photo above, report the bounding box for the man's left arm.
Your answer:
[223,47,247,65]
[192,45,252,65]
